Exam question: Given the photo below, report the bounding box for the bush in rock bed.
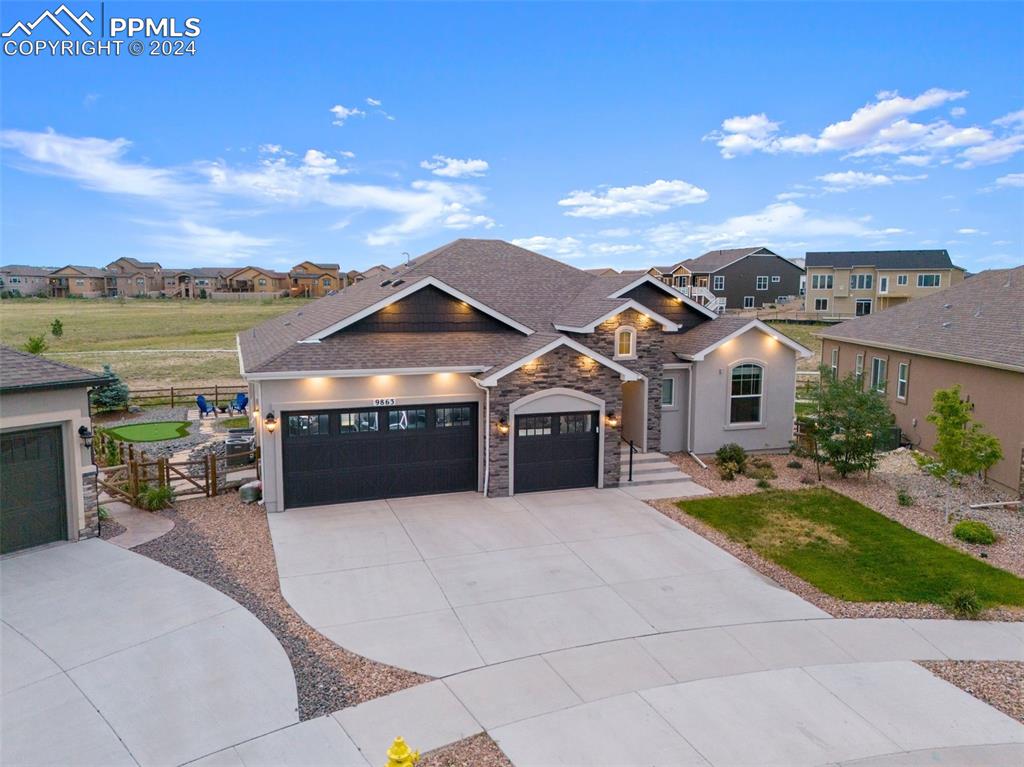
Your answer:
[715,443,748,474]
[896,489,914,507]
[744,463,777,481]
[718,460,740,481]
[90,364,130,411]
[953,520,997,545]
[946,588,982,619]
[755,478,772,490]
[786,460,803,470]
[137,483,174,511]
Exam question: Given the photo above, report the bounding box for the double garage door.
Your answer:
[1,427,67,554]
[282,403,479,508]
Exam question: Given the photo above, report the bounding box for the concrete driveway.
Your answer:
[1,539,299,767]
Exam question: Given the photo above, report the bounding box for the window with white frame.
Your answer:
[870,357,887,393]
[729,363,764,425]
[897,362,909,401]
[814,298,829,311]
[771,275,781,283]
[855,353,864,384]
[743,296,755,308]
[258,278,267,286]
[812,274,834,290]
[850,274,874,290]
[674,274,689,288]
[756,276,769,290]
[614,326,636,358]
[830,348,839,379]
[662,377,675,407]
[917,273,941,287]
[897,274,908,286]
[713,275,725,291]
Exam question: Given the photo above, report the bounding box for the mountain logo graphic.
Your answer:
[2,4,94,37]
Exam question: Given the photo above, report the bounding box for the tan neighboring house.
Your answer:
[0,347,109,553]
[226,266,290,294]
[820,266,1024,494]
[162,267,230,298]
[104,257,163,296]
[0,265,57,296]
[805,249,965,318]
[346,264,390,285]
[48,266,108,297]
[289,261,342,298]
[650,262,692,288]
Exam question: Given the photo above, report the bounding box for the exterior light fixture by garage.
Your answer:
[606,411,618,428]
[264,412,278,433]
[77,425,93,448]
[497,417,510,436]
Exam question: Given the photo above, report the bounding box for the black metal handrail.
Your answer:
[624,438,639,482]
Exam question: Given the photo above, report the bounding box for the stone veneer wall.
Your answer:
[80,470,99,539]
[570,308,665,452]
[487,345,624,496]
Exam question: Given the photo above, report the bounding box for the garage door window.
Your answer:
[389,408,427,430]
[287,414,329,436]
[518,415,552,436]
[339,411,378,432]
[559,413,595,434]
[436,406,473,428]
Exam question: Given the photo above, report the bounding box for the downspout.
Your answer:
[471,377,490,497]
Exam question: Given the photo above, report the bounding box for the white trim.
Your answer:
[743,296,755,309]
[712,275,725,291]
[725,358,767,430]
[819,335,1024,374]
[553,299,681,333]
[896,361,909,402]
[681,319,813,361]
[236,334,246,377]
[476,336,642,387]
[662,362,692,370]
[661,376,677,409]
[244,365,488,381]
[299,276,534,342]
[614,325,637,359]
[755,275,769,291]
[606,274,718,319]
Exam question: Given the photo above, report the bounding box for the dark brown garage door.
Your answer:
[1,426,67,554]
[514,411,599,493]
[281,403,478,507]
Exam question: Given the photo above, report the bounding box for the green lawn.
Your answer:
[678,488,1024,609]
[105,421,191,442]
[766,321,829,372]
[220,416,251,429]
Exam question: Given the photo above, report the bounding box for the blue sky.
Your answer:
[2,1,1022,273]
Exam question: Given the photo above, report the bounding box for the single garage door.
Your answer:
[515,411,599,493]
[1,426,67,554]
[282,403,478,507]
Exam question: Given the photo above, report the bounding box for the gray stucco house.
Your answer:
[238,239,810,510]
[0,347,107,553]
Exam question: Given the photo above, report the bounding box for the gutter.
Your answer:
[471,377,491,497]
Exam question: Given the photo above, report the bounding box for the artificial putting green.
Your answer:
[105,421,191,443]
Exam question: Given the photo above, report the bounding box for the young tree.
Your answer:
[22,334,48,354]
[90,364,130,411]
[50,318,64,337]
[927,385,1003,480]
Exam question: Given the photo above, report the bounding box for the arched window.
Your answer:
[729,363,763,424]
[614,326,636,358]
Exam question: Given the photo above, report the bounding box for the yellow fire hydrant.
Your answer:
[385,736,419,767]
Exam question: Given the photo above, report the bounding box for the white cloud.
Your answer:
[816,171,926,192]
[366,97,382,107]
[956,133,1024,168]
[259,143,282,155]
[775,191,806,201]
[147,219,274,264]
[597,227,632,237]
[588,242,643,256]
[995,172,1024,188]
[993,109,1024,127]
[420,155,489,178]
[957,228,983,235]
[950,106,967,117]
[442,203,495,230]
[896,154,932,167]
[329,104,365,126]
[509,236,585,259]
[301,149,348,176]
[558,179,708,218]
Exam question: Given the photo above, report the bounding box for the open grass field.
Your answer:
[678,488,1024,609]
[0,297,311,386]
[766,320,829,371]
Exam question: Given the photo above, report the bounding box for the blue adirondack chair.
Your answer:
[228,392,248,414]
[196,395,217,418]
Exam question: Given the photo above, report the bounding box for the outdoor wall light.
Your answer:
[497,417,510,436]
[264,412,278,433]
[77,425,93,448]
[606,412,618,428]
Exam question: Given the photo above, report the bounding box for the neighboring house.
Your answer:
[680,247,804,312]
[226,266,290,294]
[805,249,966,317]
[0,347,108,553]
[820,266,1024,494]
[0,265,57,296]
[289,261,343,298]
[104,257,163,296]
[48,265,108,297]
[238,239,810,511]
[162,268,231,298]
[346,264,390,285]
[650,262,692,289]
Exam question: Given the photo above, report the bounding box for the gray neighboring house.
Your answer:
[238,239,810,511]
[0,265,57,296]
[682,247,805,311]
[0,347,108,554]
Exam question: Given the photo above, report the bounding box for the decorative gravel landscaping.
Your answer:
[105,420,191,442]
[132,492,427,720]
[420,734,514,767]
[919,661,1024,724]
[98,518,127,540]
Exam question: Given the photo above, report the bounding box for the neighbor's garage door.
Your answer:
[281,403,478,507]
[1,427,67,554]
[515,411,599,493]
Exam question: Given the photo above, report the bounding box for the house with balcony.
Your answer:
[162,268,231,298]
[805,250,966,317]
[104,257,163,296]
[225,266,290,295]
[0,265,57,296]
[289,261,343,297]
[47,266,109,297]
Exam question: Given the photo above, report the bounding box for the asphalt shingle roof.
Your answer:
[805,250,957,270]
[663,316,756,360]
[0,265,58,277]
[682,247,776,273]
[0,346,109,392]
[820,266,1024,371]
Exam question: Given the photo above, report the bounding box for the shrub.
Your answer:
[50,318,64,337]
[745,464,777,481]
[718,460,740,481]
[953,520,996,545]
[799,475,816,485]
[896,488,914,506]
[22,334,48,354]
[103,434,120,466]
[786,460,803,469]
[946,588,982,619]
[715,443,748,473]
[755,478,771,489]
[97,506,110,521]
[928,385,1003,481]
[90,364,130,411]
[137,483,173,511]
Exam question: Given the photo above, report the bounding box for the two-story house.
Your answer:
[104,257,163,296]
[47,266,109,297]
[162,268,231,298]
[226,266,290,294]
[0,265,57,296]
[805,250,966,317]
[289,261,343,298]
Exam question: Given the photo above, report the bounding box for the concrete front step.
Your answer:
[619,480,711,500]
